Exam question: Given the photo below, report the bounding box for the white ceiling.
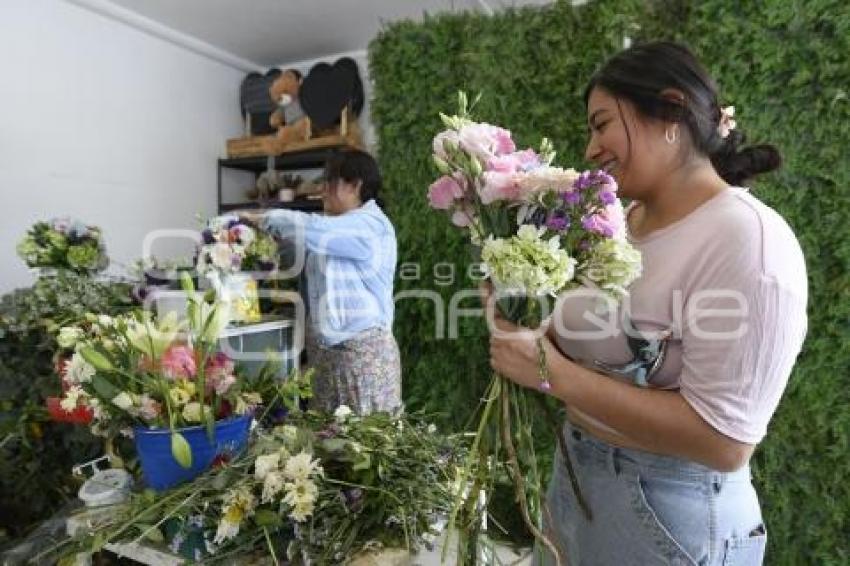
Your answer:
[99,0,555,66]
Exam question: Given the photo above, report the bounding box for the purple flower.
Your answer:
[573,171,595,191]
[574,169,617,193]
[346,488,363,502]
[597,189,616,205]
[561,190,581,206]
[344,488,365,512]
[582,213,616,238]
[269,407,288,424]
[201,229,215,244]
[546,213,570,231]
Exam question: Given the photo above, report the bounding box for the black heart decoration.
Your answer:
[299,59,363,130]
[335,57,364,117]
[240,68,281,135]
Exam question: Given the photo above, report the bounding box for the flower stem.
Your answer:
[500,380,563,565]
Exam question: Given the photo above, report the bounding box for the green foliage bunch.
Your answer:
[0,273,135,542]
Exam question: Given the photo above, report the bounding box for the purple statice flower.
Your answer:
[201,228,215,244]
[225,218,240,229]
[574,169,617,193]
[595,170,617,191]
[546,212,570,231]
[561,190,582,206]
[597,189,616,206]
[573,170,596,191]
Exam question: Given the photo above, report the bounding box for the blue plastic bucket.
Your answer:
[134,415,251,491]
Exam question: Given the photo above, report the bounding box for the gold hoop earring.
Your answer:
[665,125,679,144]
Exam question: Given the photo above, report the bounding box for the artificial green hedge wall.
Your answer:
[369,0,849,563]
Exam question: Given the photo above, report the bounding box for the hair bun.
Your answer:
[711,130,782,186]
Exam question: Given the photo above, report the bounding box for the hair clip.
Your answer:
[718,106,736,139]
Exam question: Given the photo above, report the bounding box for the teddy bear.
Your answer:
[268,69,309,145]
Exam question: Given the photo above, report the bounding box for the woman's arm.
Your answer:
[244,209,381,261]
[490,316,754,472]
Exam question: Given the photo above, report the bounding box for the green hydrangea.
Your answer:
[481,225,577,295]
[15,238,39,264]
[246,233,279,264]
[579,237,642,299]
[45,230,68,251]
[67,243,101,270]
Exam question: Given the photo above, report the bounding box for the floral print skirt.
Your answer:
[305,327,402,415]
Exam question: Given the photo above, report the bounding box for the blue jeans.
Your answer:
[535,421,767,566]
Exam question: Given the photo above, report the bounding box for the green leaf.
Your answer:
[180,271,195,294]
[79,346,113,372]
[254,508,283,527]
[90,374,120,401]
[171,431,193,469]
[136,524,164,542]
[352,452,372,472]
[321,438,348,454]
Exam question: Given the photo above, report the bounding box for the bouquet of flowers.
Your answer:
[196,215,279,323]
[429,93,642,563]
[16,217,108,275]
[197,215,279,276]
[56,408,467,565]
[54,275,269,467]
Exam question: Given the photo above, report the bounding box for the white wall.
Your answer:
[0,0,247,294]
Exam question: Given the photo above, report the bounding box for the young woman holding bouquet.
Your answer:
[239,150,401,416]
[486,42,807,565]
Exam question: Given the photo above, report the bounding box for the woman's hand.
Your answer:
[482,284,559,391]
[236,210,265,228]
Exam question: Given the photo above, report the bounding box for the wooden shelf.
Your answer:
[220,139,359,173]
[218,199,322,213]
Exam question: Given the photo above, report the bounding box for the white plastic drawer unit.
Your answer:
[218,318,299,379]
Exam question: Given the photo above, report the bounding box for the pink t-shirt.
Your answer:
[554,187,808,443]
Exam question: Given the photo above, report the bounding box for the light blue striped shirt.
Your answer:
[262,200,397,346]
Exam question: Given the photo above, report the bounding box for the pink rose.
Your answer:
[206,352,235,376]
[458,123,516,163]
[492,128,516,155]
[205,352,236,394]
[581,202,624,239]
[161,345,197,380]
[486,154,522,173]
[479,171,519,204]
[209,373,237,395]
[513,149,541,170]
[428,175,464,210]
